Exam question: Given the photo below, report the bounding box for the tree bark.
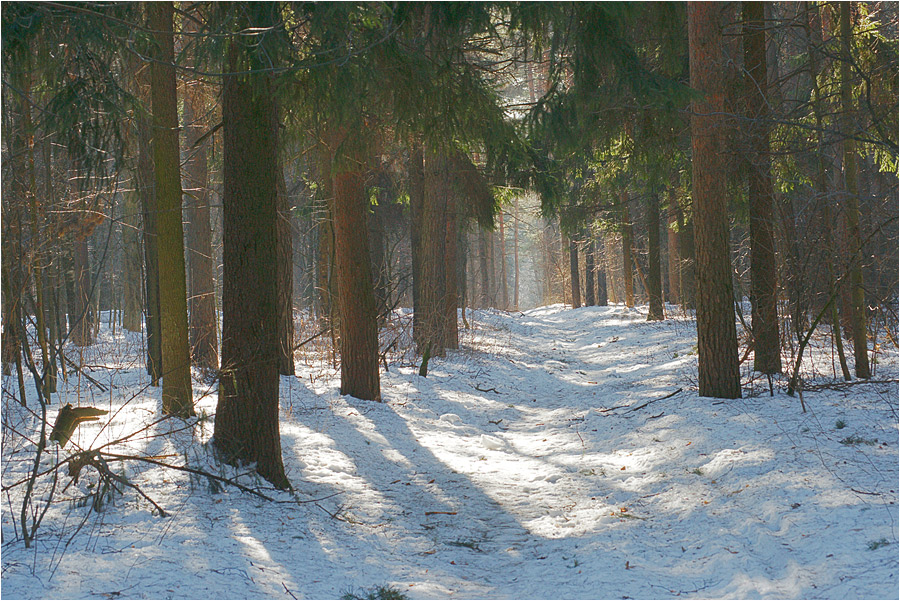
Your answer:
[568,235,581,308]
[420,146,451,354]
[688,1,742,398]
[330,129,381,400]
[149,0,193,416]
[182,83,219,371]
[276,140,295,376]
[742,0,782,374]
[584,232,596,306]
[408,140,425,342]
[646,190,664,320]
[620,192,635,308]
[839,2,870,379]
[513,197,520,309]
[216,27,289,488]
[498,210,509,310]
[666,193,681,305]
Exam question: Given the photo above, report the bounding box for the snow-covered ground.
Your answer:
[2,304,897,599]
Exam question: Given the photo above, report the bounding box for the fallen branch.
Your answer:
[625,389,683,413]
[802,378,898,392]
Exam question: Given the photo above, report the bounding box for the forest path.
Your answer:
[2,304,896,600]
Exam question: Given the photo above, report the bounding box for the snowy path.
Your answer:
[2,304,897,599]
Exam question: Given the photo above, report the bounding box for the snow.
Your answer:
[2,303,897,599]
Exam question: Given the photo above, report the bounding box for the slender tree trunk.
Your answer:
[597,241,609,306]
[839,2,870,379]
[479,227,490,307]
[216,26,289,488]
[646,190,664,320]
[513,197,520,309]
[666,193,681,305]
[584,232,596,306]
[408,140,425,343]
[315,143,335,325]
[182,84,219,370]
[149,1,193,416]
[330,128,381,400]
[806,1,851,381]
[122,179,143,333]
[498,210,509,310]
[688,1,742,398]
[743,1,782,374]
[678,204,696,310]
[420,146,450,354]
[276,139,295,376]
[71,236,94,347]
[620,192,635,308]
[568,235,581,308]
[444,188,459,350]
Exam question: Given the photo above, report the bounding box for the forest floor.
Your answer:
[2,303,898,599]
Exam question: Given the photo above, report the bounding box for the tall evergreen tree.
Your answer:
[148,1,193,416]
[214,4,289,487]
[742,1,781,374]
[688,1,741,399]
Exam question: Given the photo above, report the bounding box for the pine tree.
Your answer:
[688,1,741,399]
[148,1,194,417]
[742,1,781,374]
[215,4,289,487]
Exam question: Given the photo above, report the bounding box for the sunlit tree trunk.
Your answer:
[513,197,520,309]
[688,0,741,398]
[149,0,193,416]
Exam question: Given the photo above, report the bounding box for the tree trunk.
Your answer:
[498,210,509,310]
[646,190,664,320]
[806,1,851,381]
[315,143,335,325]
[330,129,381,400]
[513,197,520,309]
[568,235,581,308]
[276,141,295,376]
[420,146,450,354]
[182,83,219,370]
[216,27,289,488]
[443,185,459,350]
[479,227,491,307]
[584,232,596,306]
[666,193,681,305]
[743,1,781,374]
[688,1,741,399]
[149,1,193,416]
[408,140,425,343]
[597,241,609,307]
[839,2,870,379]
[620,192,635,308]
[678,203,697,310]
[70,236,94,347]
[136,63,162,384]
